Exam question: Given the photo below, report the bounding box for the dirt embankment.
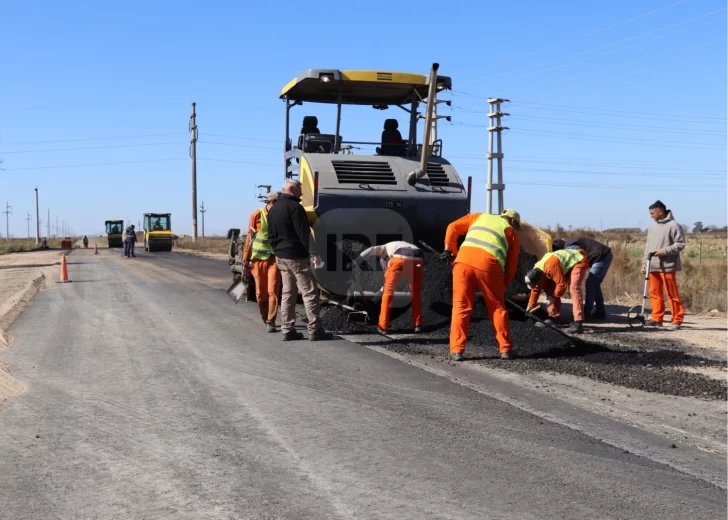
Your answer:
[0,251,64,405]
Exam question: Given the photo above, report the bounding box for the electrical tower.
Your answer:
[199,201,206,240]
[190,102,198,242]
[3,202,11,240]
[486,98,509,214]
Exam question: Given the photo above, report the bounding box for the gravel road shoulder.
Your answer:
[0,250,66,405]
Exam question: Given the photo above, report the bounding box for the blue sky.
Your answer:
[0,0,725,237]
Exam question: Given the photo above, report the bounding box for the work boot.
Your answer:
[566,321,584,334]
[261,316,267,325]
[500,351,514,360]
[645,319,663,327]
[309,329,333,341]
[450,352,464,362]
[377,327,388,336]
[282,330,304,341]
[266,322,276,333]
[667,323,682,330]
[413,325,422,333]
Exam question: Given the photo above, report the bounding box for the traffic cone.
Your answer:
[59,254,71,283]
[94,242,98,255]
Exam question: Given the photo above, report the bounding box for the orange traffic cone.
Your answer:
[94,242,98,255]
[59,254,71,283]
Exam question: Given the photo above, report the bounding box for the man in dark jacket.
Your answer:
[552,236,612,320]
[267,179,332,342]
[124,225,137,258]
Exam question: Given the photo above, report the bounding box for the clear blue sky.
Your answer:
[0,0,725,237]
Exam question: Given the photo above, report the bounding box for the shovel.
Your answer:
[505,298,575,342]
[227,272,250,304]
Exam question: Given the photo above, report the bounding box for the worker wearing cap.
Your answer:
[244,191,282,333]
[525,248,590,334]
[354,241,423,335]
[442,209,522,361]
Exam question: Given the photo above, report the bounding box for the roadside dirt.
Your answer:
[173,248,229,261]
[0,250,64,405]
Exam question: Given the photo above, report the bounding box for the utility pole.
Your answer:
[199,201,206,240]
[486,98,509,214]
[25,213,31,239]
[56,216,58,238]
[47,209,50,239]
[34,187,40,245]
[190,102,198,242]
[3,202,11,240]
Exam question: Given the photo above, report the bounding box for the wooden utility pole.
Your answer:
[34,187,40,244]
[190,102,198,242]
[25,213,31,239]
[200,201,206,240]
[486,98,509,214]
[3,202,11,240]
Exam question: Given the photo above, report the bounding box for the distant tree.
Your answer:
[603,227,642,233]
[693,221,704,233]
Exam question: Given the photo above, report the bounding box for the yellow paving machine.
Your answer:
[143,213,173,252]
[105,220,124,248]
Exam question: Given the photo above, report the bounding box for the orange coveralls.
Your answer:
[243,207,281,324]
[649,273,684,325]
[445,214,520,355]
[527,250,589,322]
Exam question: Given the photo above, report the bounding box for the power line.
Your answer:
[0,141,186,154]
[197,158,280,167]
[508,100,727,122]
[492,8,726,80]
[448,156,726,173]
[3,158,188,171]
[204,133,280,143]
[471,179,721,193]
[460,165,726,180]
[198,140,280,151]
[506,128,726,150]
[1,132,188,145]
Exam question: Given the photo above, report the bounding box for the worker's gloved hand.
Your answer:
[546,295,556,307]
[439,250,453,262]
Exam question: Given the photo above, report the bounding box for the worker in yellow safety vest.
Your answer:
[243,191,282,332]
[525,248,590,334]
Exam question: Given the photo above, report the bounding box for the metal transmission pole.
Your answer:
[189,102,198,242]
[3,202,11,240]
[56,216,58,238]
[199,201,206,240]
[47,209,50,239]
[485,98,509,214]
[25,213,31,238]
[34,187,40,244]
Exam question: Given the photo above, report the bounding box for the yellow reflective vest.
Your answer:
[460,213,511,270]
[535,249,584,274]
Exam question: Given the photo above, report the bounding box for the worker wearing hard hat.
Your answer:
[525,248,590,334]
[354,241,424,335]
[243,191,282,333]
[442,209,522,361]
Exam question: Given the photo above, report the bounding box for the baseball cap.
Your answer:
[501,208,521,231]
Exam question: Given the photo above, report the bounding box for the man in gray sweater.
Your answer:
[643,200,686,330]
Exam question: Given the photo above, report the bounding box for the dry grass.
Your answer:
[0,238,65,255]
[548,229,727,313]
[175,236,231,255]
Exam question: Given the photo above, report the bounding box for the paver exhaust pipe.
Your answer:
[407,62,439,186]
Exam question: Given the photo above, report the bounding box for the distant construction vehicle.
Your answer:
[143,213,173,252]
[104,220,124,248]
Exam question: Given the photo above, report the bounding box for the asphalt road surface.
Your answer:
[0,249,724,520]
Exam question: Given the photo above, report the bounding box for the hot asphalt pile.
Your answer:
[316,241,727,400]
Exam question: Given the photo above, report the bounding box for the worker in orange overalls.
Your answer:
[525,248,590,334]
[354,241,424,334]
[442,209,522,361]
[243,191,282,333]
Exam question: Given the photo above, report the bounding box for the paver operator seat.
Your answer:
[377,118,407,157]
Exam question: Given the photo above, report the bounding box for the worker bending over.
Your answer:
[552,236,612,321]
[442,209,522,361]
[525,248,589,334]
[355,241,423,335]
[243,191,282,333]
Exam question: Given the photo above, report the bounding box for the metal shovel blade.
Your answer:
[227,277,248,304]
